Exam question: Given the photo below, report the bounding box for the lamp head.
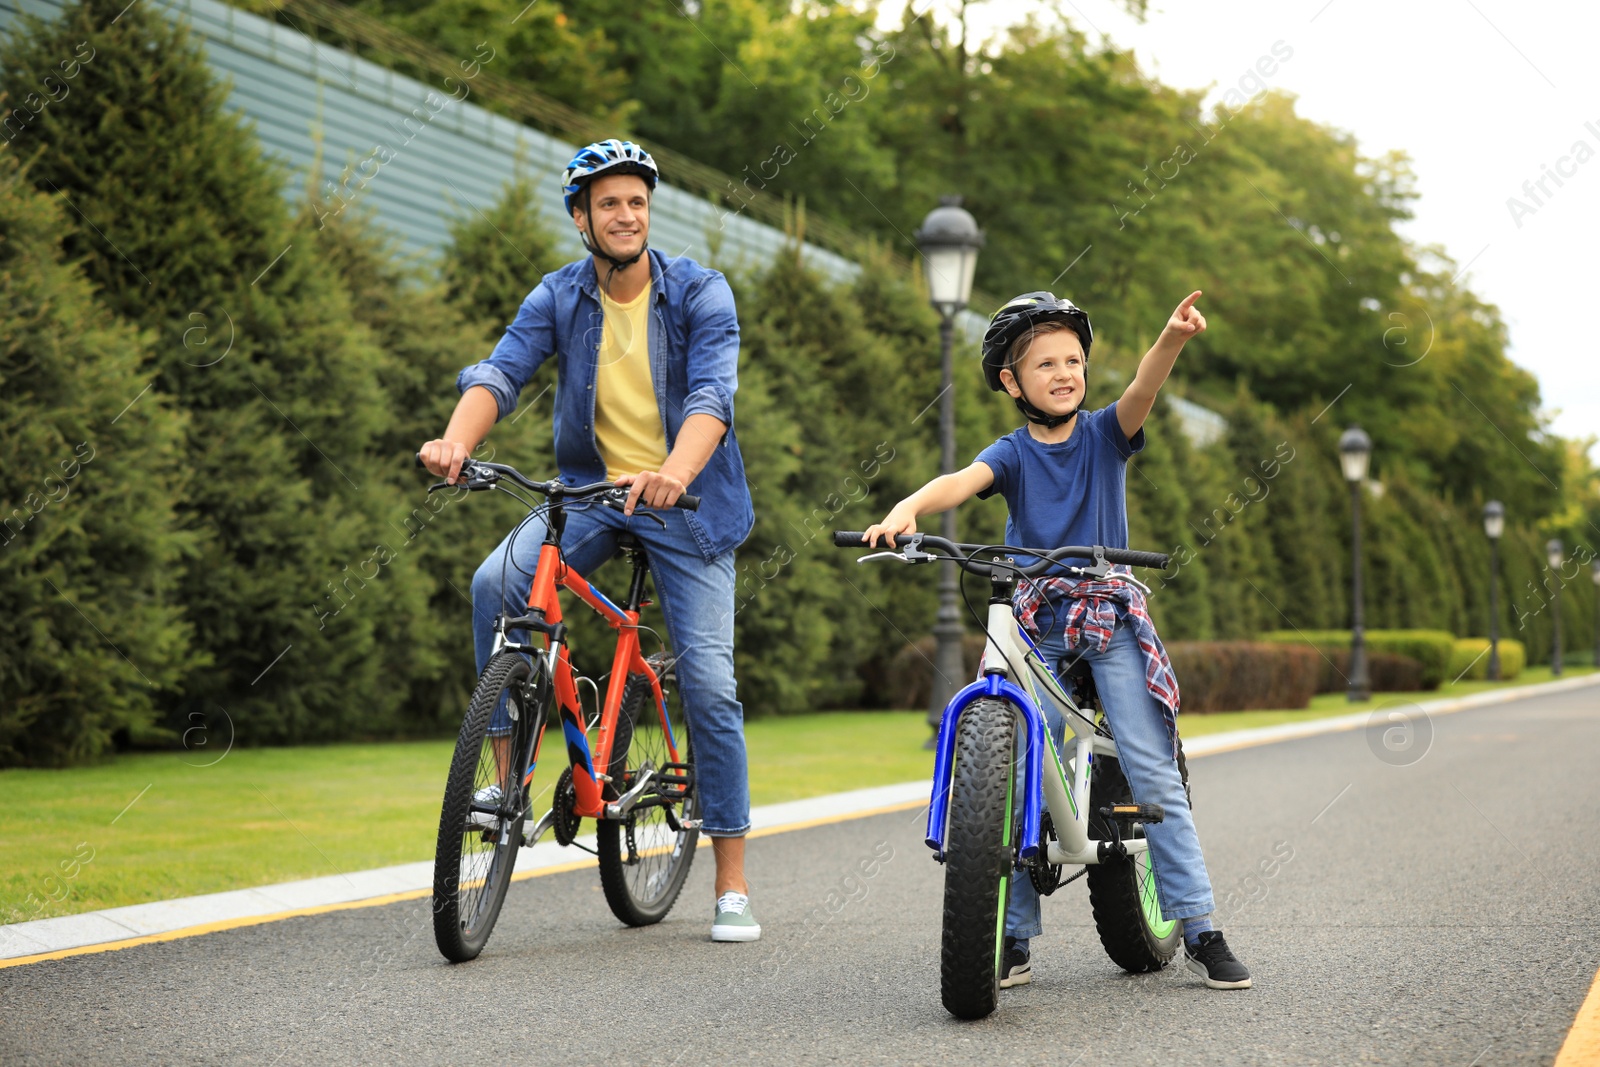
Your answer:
[1338,425,1372,483]
[916,195,983,318]
[1482,500,1504,540]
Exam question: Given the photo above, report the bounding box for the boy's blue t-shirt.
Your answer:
[974,402,1145,569]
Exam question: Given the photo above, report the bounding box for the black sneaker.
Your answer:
[1184,930,1252,989]
[1000,936,1032,988]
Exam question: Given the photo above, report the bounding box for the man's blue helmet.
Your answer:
[561,139,659,216]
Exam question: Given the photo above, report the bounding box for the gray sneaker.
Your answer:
[710,891,761,942]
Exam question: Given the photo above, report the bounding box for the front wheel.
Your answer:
[596,656,699,926]
[1084,739,1190,973]
[939,698,1017,1021]
[432,652,543,962]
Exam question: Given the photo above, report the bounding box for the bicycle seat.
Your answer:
[615,531,643,552]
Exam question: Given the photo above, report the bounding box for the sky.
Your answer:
[888,0,1599,460]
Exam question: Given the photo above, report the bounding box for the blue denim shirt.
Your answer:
[456,248,754,560]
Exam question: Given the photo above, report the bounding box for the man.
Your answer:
[418,139,760,941]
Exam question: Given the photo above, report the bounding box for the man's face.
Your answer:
[999,329,1086,415]
[574,174,650,259]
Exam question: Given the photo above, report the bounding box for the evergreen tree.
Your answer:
[0,149,195,765]
[2,0,430,743]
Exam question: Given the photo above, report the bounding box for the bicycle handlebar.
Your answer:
[413,454,700,511]
[831,530,1169,578]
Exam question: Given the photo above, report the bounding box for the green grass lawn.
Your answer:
[4,665,1591,926]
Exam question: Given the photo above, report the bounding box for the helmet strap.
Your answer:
[1011,369,1088,430]
[578,187,648,293]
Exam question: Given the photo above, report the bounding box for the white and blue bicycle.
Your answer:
[836,531,1186,1019]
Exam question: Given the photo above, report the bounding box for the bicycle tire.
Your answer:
[1084,738,1190,973]
[940,698,1016,1021]
[432,651,541,962]
[596,657,699,926]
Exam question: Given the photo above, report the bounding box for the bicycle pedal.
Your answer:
[1099,802,1165,824]
[655,762,693,798]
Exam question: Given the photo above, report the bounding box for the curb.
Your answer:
[1182,670,1600,758]
[4,674,1594,967]
[0,781,927,968]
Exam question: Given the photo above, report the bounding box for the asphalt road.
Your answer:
[3,686,1597,1066]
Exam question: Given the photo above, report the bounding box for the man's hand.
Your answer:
[616,470,687,515]
[419,439,472,485]
[1162,290,1207,342]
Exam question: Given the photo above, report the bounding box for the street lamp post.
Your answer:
[1339,426,1373,702]
[915,196,984,743]
[1547,539,1564,677]
[1483,501,1504,681]
[1592,558,1600,667]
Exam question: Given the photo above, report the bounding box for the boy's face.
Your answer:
[999,329,1086,415]
[573,173,651,260]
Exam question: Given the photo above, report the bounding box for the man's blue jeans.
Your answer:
[1005,608,1215,940]
[470,503,751,837]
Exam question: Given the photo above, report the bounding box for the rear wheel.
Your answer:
[597,656,699,926]
[939,698,1017,1021]
[432,652,543,962]
[1084,738,1190,973]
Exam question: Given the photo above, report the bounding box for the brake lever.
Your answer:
[856,551,912,565]
[1060,552,1153,596]
[600,490,668,528]
[428,474,495,494]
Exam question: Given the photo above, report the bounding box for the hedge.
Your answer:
[1262,630,1457,690]
[1447,638,1526,682]
[1166,642,1321,713]
[882,637,1321,714]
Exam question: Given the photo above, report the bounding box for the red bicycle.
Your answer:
[420,456,701,962]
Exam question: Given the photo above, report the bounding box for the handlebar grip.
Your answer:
[1100,547,1171,570]
[674,494,701,511]
[833,531,870,547]
[414,452,425,469]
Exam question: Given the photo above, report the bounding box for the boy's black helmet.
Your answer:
[981,292,1094,391]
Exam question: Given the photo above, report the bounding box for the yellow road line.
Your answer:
[1556,964,1600,1066]
[0,798,927,970]
[0,888,429,970]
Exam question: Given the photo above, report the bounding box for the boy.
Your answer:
[864,289,1251,990]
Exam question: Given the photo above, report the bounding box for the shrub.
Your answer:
[1165,642,1321,713]
[876,634,989,711]
[1290,647,1423,693]
[1447,638,1525,682]
[1261,630,1456,689]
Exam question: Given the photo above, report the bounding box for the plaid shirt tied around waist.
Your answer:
[1014,568,1181,751]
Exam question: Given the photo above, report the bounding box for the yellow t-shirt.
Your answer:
[593,282,668,482]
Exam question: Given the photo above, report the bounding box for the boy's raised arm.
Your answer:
[1117,290,1207,440]
[864,462,996,547]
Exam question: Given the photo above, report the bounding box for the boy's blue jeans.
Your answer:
[1005,607,1215,940]
[470,504,751,837]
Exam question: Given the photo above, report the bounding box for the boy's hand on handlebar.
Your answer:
[863,505,918,548]
[616,470,686,515]
[419,439,472,485]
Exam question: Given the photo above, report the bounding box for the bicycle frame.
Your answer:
[926,594,1150,869]
[492,530,676,822]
